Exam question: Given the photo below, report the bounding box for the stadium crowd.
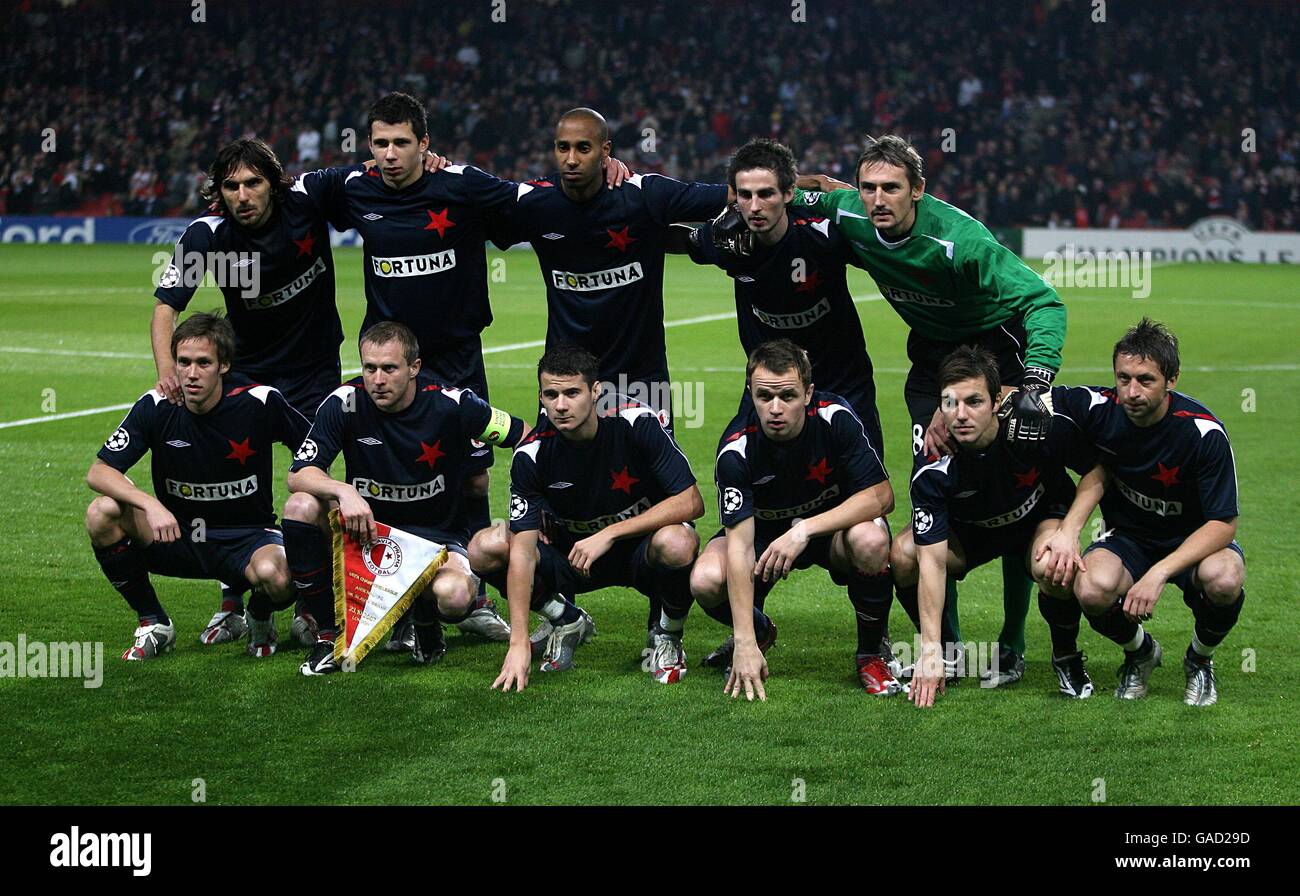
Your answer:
[1,0,1296,230]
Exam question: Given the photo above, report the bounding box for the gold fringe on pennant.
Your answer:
[328,508,447,668]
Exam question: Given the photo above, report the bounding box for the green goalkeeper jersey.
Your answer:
[792,188,1066,372]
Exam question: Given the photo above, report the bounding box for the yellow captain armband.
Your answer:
[481,407,513,444]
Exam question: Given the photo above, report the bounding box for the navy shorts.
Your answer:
[708,526,841,609]
[533,534,657,598]
[1083,528,1245,596]
[419,335,494,474]
[736,386,886,464]
[903,313,1029,470]
[236,360,342,421]
[144,525,282,591]
[400,526,469,561]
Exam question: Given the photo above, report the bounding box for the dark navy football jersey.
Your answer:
[689,213,876,402]
[500,172,728,383]
[298,164,524,353]
[289,372,512,533]
[97,382,310,528]
[154,185,343,376]
[508,405,697,550]
[909,387,1098,546]
[715,391,888,538]
[1055,386,1240,545]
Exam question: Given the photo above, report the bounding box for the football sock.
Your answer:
[535,594,581,625]
[894,583,959,644]
[945,579,962,642]
[847,572,892,657]
[998,555,1032,655]
[247,589,273,622]
[1124,628,1150,657]
[93,536,167,625]
[284,520,335,633]
[1084,596,1140,647]
[1037,591,1082,657]
[650,560,694,628]
[698,601,771,643]
[1186,587,1245,650]
[219,583,245,615]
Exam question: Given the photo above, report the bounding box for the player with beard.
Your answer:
[152,138,344,648]
[1039,319,1245,705]
[794,134,1067,682]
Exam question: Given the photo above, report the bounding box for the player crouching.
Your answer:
[690,341,894,701]
[284,322,526,676]
[85,313,311,660]
[1042,319,1246,705]
[483,345,704,692]
[890,348,1100,707]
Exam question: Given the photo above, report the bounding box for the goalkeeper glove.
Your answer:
[1002,366,1055,444]
[709,203,752,257]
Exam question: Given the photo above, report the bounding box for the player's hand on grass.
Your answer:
[603,156,631,188]
[492,643,531,692]
[726,641,768,702]
[923,407,957,458]
[156,372,183,405]
[754,519,809,582]
[568,531,614,576]
[145,501,181,543]
[337,487,377,546]
[1036,526,1086,587]
[908,642,946,708]
[1123,570,1166,622]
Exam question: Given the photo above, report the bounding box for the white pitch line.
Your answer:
[0,402,134,430]
[0,346,153,360]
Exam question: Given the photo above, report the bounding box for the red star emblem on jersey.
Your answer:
[1150,462,1181,487]
[293,232,315,257]
[1014,467,1040,488]
[805,458,833,486]
[415,440,445,469]
[225,438,256,465]
[605,225,637,252]
[794,269,822,294]
[424,208,455,237]
[610,466,640,495]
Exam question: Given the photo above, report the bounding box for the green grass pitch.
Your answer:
[0,243,1296,805]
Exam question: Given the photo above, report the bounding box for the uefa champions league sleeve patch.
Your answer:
[912,508,933,535]
[294,439,318,463]
[722,487,744,514]
[104,428,130,451]
[509,493,528,521]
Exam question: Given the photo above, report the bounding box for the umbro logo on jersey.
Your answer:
[737,276,756,283]
[362,213,383,221]
[357,437,383,446]
[753,475,776,485]
[542,233,565,240]
[166,439,191,448]
[954,490,978,498]
[548,481,574,489]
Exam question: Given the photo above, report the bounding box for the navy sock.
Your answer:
[247,589,273,622]
[219,584,245,614]
[651,561,694,627]
[93,536,167,625]
[1188,587,1245,648]
[895,582,958,644]
[1084,596,1140,648]
[1037,591,1082,657]
[848,571,892,657]
[284,519,334,634]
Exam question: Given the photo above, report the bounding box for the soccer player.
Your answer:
[483,345,705,692]
[689,340,894,701]
[491,107,732,431]
[891,347,1099,707]
[285,322,528,676]
[295,92,527,644]
[86,313,311,660]
[152,138,344,647]
[795,134,1068,677]
[1038,319,1245,705]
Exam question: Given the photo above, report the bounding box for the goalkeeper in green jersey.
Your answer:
[792,135,1068,686]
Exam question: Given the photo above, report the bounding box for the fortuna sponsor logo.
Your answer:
[166,475,258,501]
[560,496,653,534]
[1116,478,1183,517]
[243,257,326,310]
[755,485,840,520]
[879,284,954,308]
[353,475,446,502]
[551,262,644,292]
[965,483,1044,528]
[49,827,151,876]
[371,251,457,278]
[752,297,831,330]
